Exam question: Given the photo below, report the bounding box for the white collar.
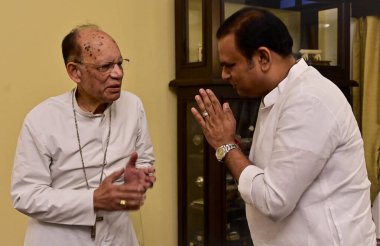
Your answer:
[72,88,111,117]
[262,58,308,108]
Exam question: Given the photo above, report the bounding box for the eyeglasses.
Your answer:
[75,58,130,73]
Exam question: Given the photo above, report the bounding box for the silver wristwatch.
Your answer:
[215,143,239,162]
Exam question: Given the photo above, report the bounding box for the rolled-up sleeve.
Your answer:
[238,165,264,204]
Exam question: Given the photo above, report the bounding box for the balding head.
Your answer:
[61,24,118,65]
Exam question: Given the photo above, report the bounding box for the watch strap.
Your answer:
[216,143,239,162]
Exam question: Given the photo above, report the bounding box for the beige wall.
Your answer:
[0,1,177,245]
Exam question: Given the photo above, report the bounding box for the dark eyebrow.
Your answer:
[220,61,229,67]
[220,61,235,68]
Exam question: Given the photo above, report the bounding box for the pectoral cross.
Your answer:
[91,216,104,239]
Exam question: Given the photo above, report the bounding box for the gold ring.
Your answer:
[120,199,127,206]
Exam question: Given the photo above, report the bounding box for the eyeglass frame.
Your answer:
[74,58,130,73]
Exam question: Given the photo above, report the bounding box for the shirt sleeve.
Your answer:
[135,99,155,168]
[11,119,96,226]
[238,165,264,204]
[239,93,340,222]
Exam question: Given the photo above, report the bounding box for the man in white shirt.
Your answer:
[191,7,376,246]
[11,24,156,246]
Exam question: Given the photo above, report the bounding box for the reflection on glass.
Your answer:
[186,102,205,246]
[318,8,338,66]
[187,0,203,63]
[269,9,301,53]
[224,1,339,67]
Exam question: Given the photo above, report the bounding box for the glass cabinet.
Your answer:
[170,0,354,245]
[174,0,355,99]
[175,87,259,246]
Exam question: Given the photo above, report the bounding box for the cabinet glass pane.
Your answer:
[186,102,205,246]
[225,100,259,246]
[318,8,338,66]
[188,0,203,63]
[224,1,339,67]
[224,3,301,57]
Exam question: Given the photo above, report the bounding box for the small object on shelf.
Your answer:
[226,231,240,241]
[190,198,204,210]
[192,134,203,146]
[226,223,241,241]
[299,49,322,61]
[189,241,203,246]
[189,230,204,246]
[248,125,255,132]
[195,176,204,188]
[198,42,203,62]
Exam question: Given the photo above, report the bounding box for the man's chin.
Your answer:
[106,92,121,102]
[235,88,257,98]
[235,87,245,97]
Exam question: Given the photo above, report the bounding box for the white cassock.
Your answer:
[11,89,155,246]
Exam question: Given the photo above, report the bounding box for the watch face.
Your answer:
[216,147,225,160]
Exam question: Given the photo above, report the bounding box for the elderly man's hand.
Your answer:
[124,152,156,190]
[93,152,156,211]
[94,169,146,211]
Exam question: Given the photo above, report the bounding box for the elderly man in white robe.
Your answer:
[11,24,156,246]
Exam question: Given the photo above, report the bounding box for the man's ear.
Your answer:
[256,47,271,71]
[66,62,81,84]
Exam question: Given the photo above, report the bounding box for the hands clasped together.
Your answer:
[93,152,156,211]
[191,88,237,150]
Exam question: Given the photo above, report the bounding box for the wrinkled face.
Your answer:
[76,29,124,104]
[218,34,265,98]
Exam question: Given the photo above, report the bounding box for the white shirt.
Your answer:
[238,59,376,246]
[11,90,155,246]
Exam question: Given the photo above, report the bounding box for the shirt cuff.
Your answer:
[238,165,264,205]
[77,189,97,225]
